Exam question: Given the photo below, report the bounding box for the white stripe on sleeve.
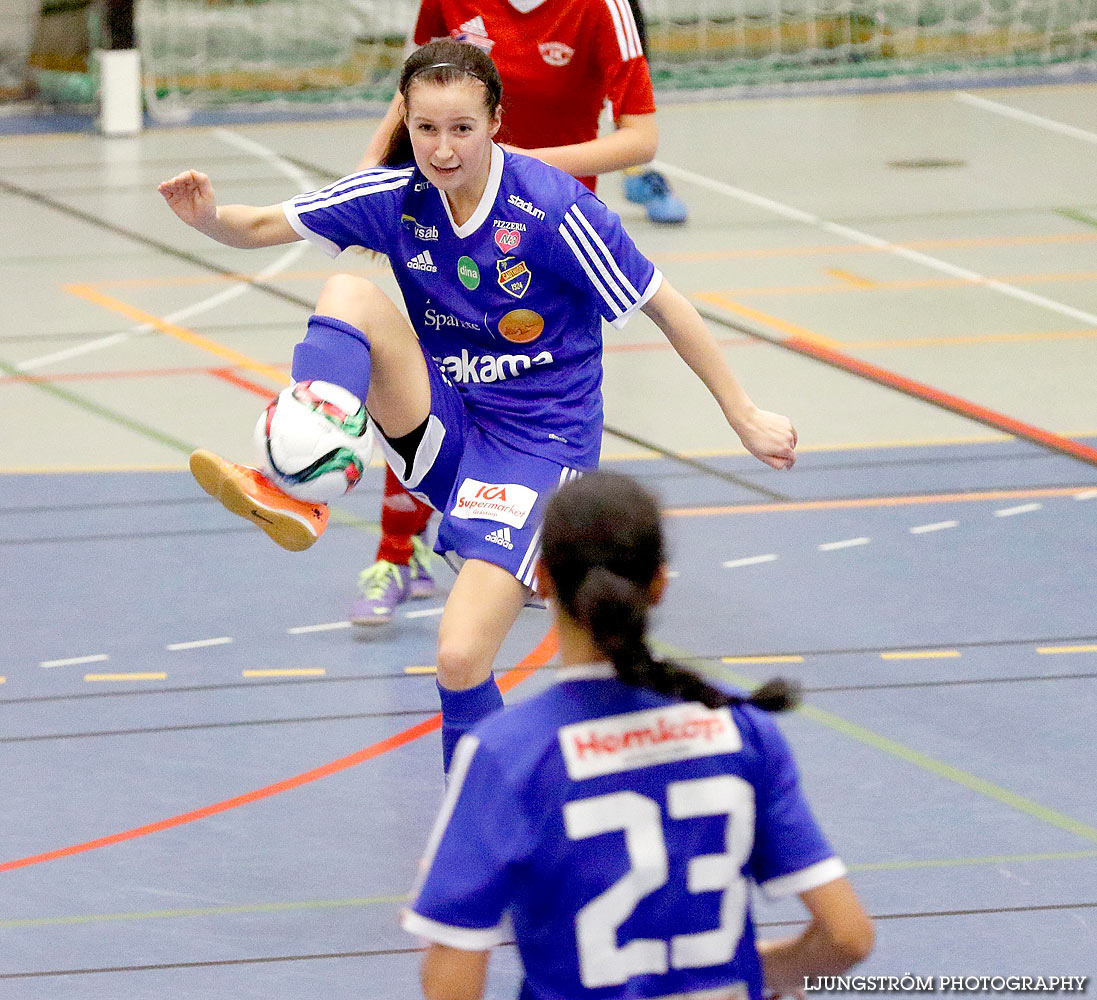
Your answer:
[760,857,848,901]
[571,205,641,299]
[400,909,510,950]
[603,0,641,60]
[559,225,625,316]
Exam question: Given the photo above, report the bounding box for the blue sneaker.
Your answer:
[623,170,688,224]
[350,560,411,626]
[408,534,437,600]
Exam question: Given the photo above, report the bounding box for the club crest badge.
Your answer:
[496,256,531,299]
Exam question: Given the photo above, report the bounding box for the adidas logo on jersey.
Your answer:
[484,526,514,550]
[406,250,437,273]
[452,16,494,53]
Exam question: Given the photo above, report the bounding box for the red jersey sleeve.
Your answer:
[595,0,657,119]
[606,53,656,119]
[413,0,448,45]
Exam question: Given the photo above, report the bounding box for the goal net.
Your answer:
[110,0,1097,118]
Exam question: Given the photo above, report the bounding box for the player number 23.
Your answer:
[563,776,755,989]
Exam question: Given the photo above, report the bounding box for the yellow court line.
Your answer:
[1037,645,1097,655]
[694,292,842,349]
[722,655,805,665]
[242,668,327,678]
[84,265,387,291]
[846,328,1097,350]
[712,269,1097,298]
[848,849,1097,873]
[653,231,1097,264]
[85,673,167,682]
[664,486,1088,518]
[62,284,290,387]
[405,666,439,675]
[880,650,962,660]
[671,645,1097,847]
[826,268,877,289]
[0,677,5,684]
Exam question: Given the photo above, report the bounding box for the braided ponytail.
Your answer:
[542,472,798,715]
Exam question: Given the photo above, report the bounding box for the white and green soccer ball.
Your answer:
[255,380,373,502]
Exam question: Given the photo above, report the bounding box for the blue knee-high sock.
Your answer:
[291,315,372,401]
[438,674,504,772]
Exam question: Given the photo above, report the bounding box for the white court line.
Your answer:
[818,537,871,551]
[722,554,778,568]
[17,129,315,373]
[909,520,958,534]
[1075,489,1097,501]
[955,92,1097,146]
[994,503,1043,517]
[653,159,1097,328]
[40,653,109,668]
[166,636,233,651]
[287,621,352,634]
[406,607,446,619]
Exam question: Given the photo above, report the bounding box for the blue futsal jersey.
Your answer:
[402,665,847,1000]
[283,146,662,470]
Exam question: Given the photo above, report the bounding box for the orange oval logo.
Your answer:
[498,308,545,344]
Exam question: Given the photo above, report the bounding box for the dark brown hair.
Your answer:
[381,39,504,168]
[541,471,799,713]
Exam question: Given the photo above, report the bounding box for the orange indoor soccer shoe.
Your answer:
[189,449,328,552]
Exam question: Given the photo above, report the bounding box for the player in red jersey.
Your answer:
[350,0,686,629]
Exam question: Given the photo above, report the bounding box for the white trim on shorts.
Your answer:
[516,466,582,588]
[372,414,448,492]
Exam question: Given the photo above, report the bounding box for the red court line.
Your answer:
[782,335,1097,468]
[0,629,557,874]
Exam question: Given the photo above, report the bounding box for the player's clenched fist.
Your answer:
[737,407,798,470]
[158,170,217,231]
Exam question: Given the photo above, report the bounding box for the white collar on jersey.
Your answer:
[507,0,549,11]
[554,663,617,682]
[438,142,505,239]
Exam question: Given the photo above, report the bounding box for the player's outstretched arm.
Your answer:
[642,281,797,470]
[518,112,659,178]
[158,170,300,249]
[420,943,490,1000]
[757,877,875,996]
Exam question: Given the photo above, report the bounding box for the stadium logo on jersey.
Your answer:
[498,308,544,344]
[484,526,515,550]
[450,16,494,53]
[560,703,743,779]
[406,250,437,273]
[401,214,438,241]
[457,255,480,290]
[494,227,521,253]
[497,256,532,299]
[507,194,546,222]
[452,479,538,528]
[538,41,575,67]
[434,347,553,385]
[493,218,527,232]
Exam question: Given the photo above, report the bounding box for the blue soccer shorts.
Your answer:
[372,346,586,588]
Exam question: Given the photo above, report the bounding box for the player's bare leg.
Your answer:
[435,559,528,768]
[192,274,431,550]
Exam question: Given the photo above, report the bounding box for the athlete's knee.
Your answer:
[435,635,488,691]
[316,273,386,322]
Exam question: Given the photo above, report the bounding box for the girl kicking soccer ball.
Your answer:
[159,39,797,773]
[403,470,874,1000]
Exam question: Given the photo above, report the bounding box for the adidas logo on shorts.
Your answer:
[407,250,437,273]
[484,526,514,550]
